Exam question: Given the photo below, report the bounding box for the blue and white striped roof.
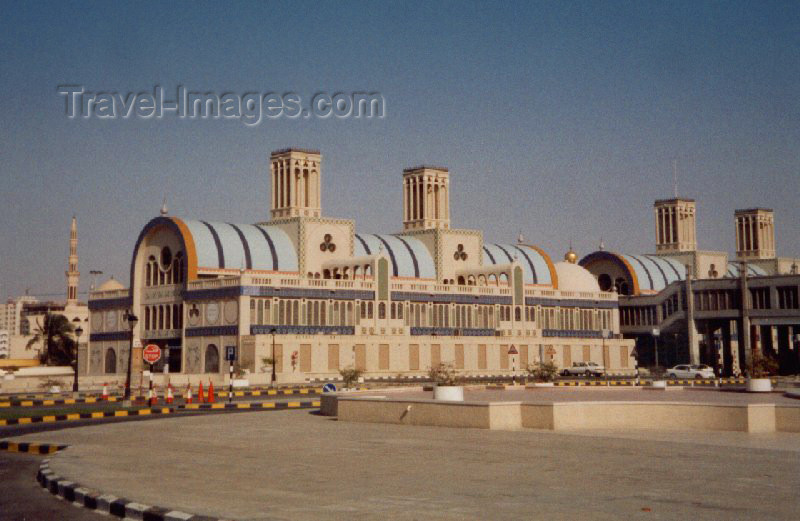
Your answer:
[579,251,687,294]
[726,263,767,277]
[482,244,555,286]
[354,234,436,278]
[618,254,686,292]
[181,220,298,272]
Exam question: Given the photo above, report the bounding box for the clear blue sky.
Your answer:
[1,1,798,300]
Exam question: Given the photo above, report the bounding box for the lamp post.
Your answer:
[72,317,83,393]
[601,329,610,386]
[270,328,277,388]
[123,311,139,404]
[652,328,661,370]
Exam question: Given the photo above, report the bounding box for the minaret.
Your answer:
[66,216,79,305]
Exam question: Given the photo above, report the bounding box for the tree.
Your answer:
[26,313,76,366]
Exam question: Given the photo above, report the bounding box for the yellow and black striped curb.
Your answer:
[179,400,321,411]
[0,396,121,408]
[0,439,67,454]
[552,378,757,387]
[37,459,225,521]
[0,385,329,403]
[0,407,174,427]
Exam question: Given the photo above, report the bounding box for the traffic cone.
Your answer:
[198,381,205,403]
[208,380,215,403]
[149,385,158,406]
[166,384,174,404]
[101,383,109,400]
[185,383,193,404]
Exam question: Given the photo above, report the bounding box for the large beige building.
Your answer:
[85,148,635,385]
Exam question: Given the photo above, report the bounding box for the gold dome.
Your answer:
[564,249,578,264]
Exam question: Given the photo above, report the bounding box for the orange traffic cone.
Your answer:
[185,383,193,404]
[166,385,174,404]
[149,385,158,406]
[208,380,215,403]
[101,383,109,400]
[198,381,205,403]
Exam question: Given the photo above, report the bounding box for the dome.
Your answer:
[553,262,600,293]
[97,277,124,291]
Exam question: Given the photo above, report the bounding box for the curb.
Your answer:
[0,407,174,427]
[178,400,320,411]
[0,396,121,408]
[36,458,231,521]
[0,439,68,454]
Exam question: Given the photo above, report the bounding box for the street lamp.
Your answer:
[123,311,138,403]
[72,317,83,393]
[652,328,661,370]
[269,328,277,388]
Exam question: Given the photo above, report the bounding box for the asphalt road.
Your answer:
[0,451,103,521]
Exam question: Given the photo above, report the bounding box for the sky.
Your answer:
[1,1,798,301]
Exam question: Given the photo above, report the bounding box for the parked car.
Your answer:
[666,364,715,379]
[560,361,605,377]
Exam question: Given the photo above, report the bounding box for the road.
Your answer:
[0,451,103,521]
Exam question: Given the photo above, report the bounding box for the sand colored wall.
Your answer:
[333,396,800,434]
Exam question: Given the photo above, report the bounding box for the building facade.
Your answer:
[86,148,635,385]
[580,199,800,375]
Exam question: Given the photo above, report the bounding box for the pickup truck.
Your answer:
[560,361,605,377]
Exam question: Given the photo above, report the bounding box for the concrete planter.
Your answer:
[232,379,249,388]
[651,380,668,389]
[529,382,555,388]
[49,386,62,393]
[433,385,464,402]
[746,378,772,393]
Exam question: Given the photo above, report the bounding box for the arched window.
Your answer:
[145,263,152,287]
[398,302,403,320]
[488,274,498,286]
[368,302,374,319]
[353,266,360,278]
[323,269,331,279]
[514,307,521,322]
[205,344,220,373]
[104,348,116,374]
[165,306,171,329]
[320,301,327,325]
[144,306,151,330]
[457,275,466,285]
[378,302,386,319]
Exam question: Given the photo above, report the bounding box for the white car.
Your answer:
[667,364,715,379]
[560,361,605,377]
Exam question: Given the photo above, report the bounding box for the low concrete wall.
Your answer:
[332,396,800,434]
[522,402,756,432]
[776,406,800,433]
[336,397,523,430]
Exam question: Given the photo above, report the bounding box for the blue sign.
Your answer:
[322,383,337,393]
[225,346,236,361]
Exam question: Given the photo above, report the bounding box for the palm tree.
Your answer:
[26,313,76,366]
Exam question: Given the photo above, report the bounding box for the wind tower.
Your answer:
[269,148,322,219]
[735,208,775,260]
[66,216,79,304]
[653,198,697,253]
[402,166,450,230]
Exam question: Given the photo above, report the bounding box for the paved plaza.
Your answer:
[14,407,800,520]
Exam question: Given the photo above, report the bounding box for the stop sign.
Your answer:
[143,344,162,364]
